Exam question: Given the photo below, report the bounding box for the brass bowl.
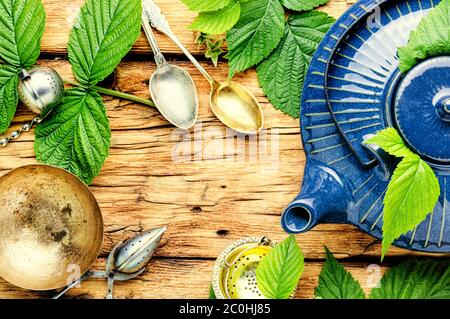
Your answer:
[0,165,103,290]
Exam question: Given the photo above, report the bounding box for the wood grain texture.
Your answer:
[0,259,388,299]
[0,0,446,299]
[3,58,436,261]
[40,0,357,56]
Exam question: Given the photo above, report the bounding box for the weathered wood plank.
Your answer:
[1,59,444,262]
[40,0,355,56]
[1,0,446,300]
[0,258,388,299]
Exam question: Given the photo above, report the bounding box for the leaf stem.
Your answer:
[63,78,155,108]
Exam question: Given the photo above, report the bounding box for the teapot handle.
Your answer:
[362,134,397,181]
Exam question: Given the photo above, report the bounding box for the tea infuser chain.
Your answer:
[0,117,41,148]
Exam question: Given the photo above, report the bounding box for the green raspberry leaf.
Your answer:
[256,235,304,299]
[189,0,241,35]
[314,247,365,299]
[0,65,19,134]
[382,154,440,259]
[280,0,330,11]
[257,11,335,118]
[68,0,142,85]
[0,0,46,68]
[370,259,450,299]
[209,285,216,299]
[398,0,450,73]
[35,88,111,185]
[227,0,285,77]
[364,128,441,259]
[364,128,415,158]
[181,0,230,12]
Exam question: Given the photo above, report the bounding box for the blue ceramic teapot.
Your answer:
[282,0,450,252]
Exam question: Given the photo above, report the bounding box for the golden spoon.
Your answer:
[142,0,264,134]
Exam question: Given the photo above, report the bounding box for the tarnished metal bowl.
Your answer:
[0,165,103,290]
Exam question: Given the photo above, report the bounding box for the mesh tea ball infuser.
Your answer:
[0,66,64,147]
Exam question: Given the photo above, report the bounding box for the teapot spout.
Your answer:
[281,160,350,234]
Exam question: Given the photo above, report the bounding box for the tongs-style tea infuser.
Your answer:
[53,226,166,299]
[0,66,64,147]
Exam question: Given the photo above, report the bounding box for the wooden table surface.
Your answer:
[0,0,445,299]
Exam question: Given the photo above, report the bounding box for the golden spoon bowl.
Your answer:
[210,81,264,134]
[0,165,103,291]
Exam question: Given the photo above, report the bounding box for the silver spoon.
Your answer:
[143,0,264,134]
[141,13,198,130]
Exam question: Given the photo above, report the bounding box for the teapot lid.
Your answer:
[394,56,450,164]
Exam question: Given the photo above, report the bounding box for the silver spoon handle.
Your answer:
[142,0,215,85]
[141,14,166,68]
